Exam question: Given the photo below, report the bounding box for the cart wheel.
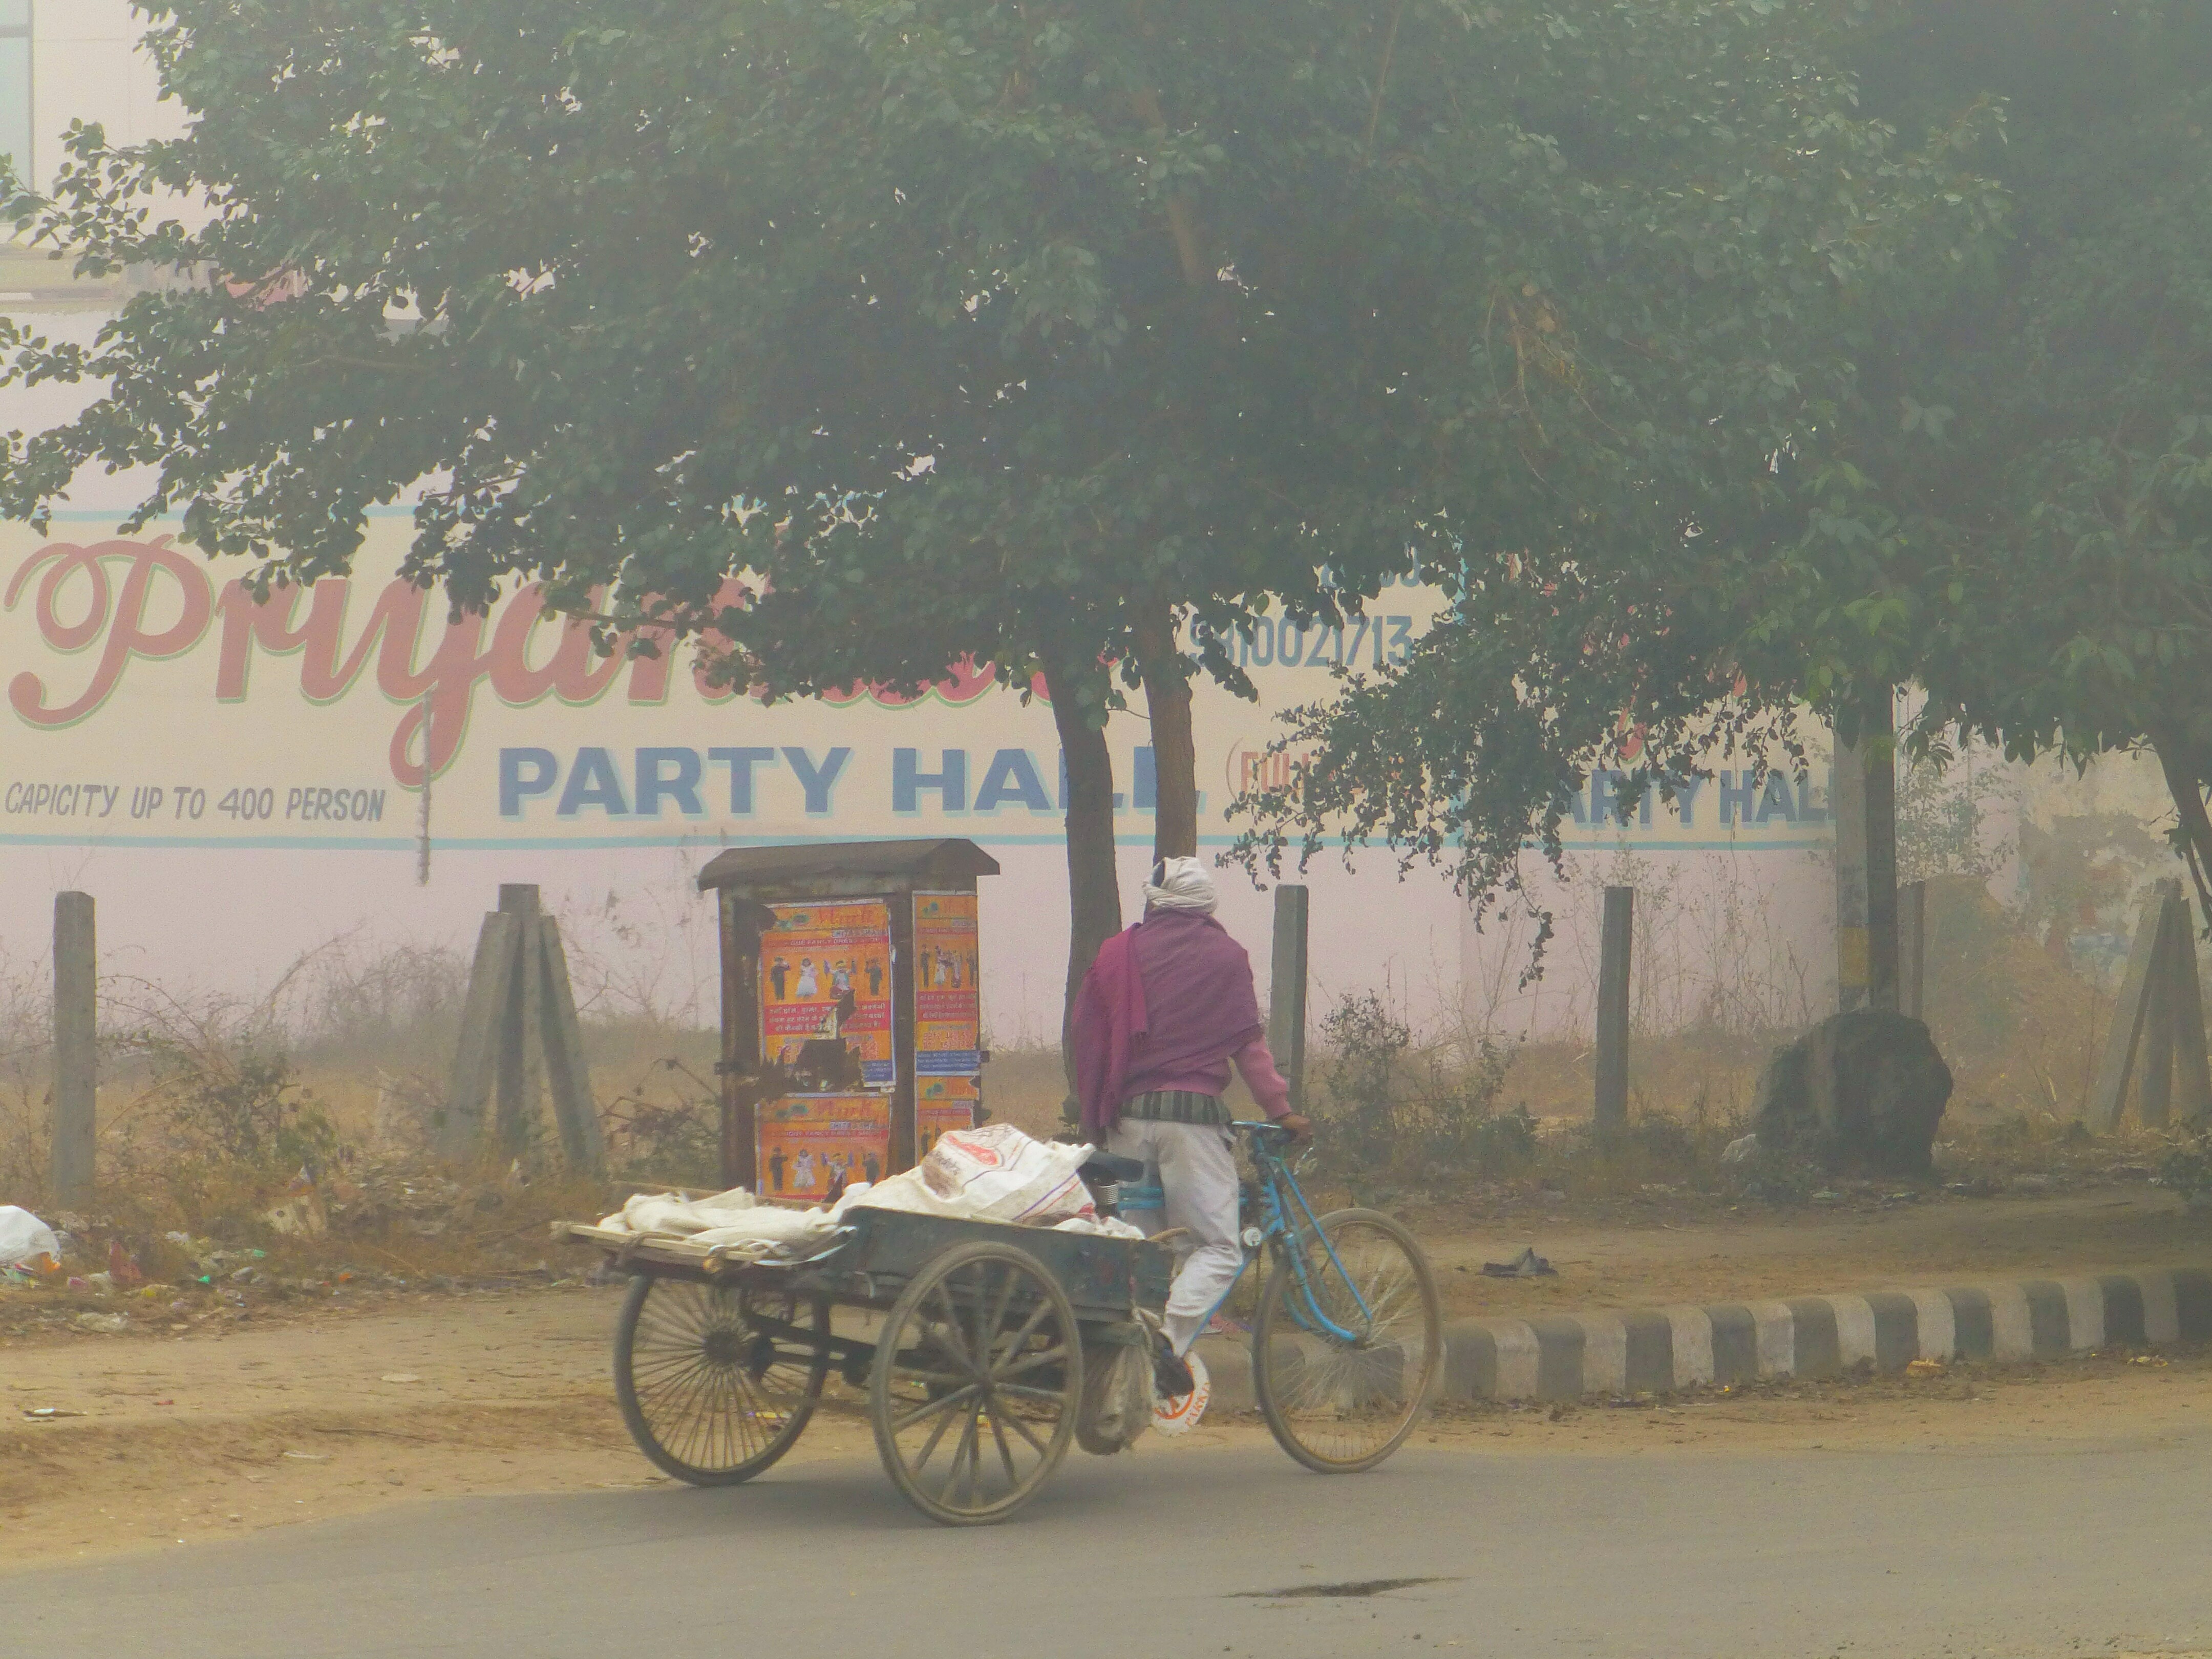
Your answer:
[869,1239,1083,1525]
[1252,1207,1441,1474]
[614,1275,828,1485]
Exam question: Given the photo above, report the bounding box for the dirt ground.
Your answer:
[7,1182,2212,1569]
[1411,1183,2212,1317]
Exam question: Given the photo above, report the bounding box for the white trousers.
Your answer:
[1105,1119,1243,1356]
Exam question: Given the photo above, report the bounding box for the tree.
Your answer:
[0,0,1987,1027]
[1232,1,2212,947]
[1849,1,2212,912]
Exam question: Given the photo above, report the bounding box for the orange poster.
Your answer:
[918,1077,979,1157]
[913,891,981,1079]
[757,1096,892,1201]
[759,901,895,1090]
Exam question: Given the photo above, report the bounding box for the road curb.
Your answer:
[1188,1265,2212,1411]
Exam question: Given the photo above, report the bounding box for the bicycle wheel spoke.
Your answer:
[639,1357,715,1421]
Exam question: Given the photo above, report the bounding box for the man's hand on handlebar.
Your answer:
[1273,1112,1313,1143]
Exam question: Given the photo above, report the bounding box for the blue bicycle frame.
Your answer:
[1114,1120,1375,1345]
[1232,1120,1374,1345]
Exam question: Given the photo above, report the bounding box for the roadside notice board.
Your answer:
[914,891,981,1145]
[699,838,999,1193]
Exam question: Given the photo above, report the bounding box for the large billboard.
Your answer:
[1,517,1836,1039]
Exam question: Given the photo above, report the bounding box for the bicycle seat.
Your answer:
[1080,1151,1146,1184]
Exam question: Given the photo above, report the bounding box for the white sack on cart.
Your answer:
[851,1123,1095,1227]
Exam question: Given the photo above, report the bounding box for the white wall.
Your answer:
[33,1,181,182]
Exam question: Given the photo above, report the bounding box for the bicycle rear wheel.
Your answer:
[1252,1207,1441,1473]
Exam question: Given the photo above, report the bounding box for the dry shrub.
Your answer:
[1919,874,2115,1120]
[1536,1102,1747,1203]
[0,948,52,1204]
[601,1058,721,1187]
[1311,990,1537,1195]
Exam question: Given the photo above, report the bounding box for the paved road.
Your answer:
[10,1430,2211,1658]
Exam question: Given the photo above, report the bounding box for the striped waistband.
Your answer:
[1118,1089,1230,1125]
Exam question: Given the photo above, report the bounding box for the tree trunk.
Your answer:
[1135,602,1200,864]
[2150,729,2212,923]
[1046,660,1123,1124]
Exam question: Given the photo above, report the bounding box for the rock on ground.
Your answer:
[1753,1010,1953,1176]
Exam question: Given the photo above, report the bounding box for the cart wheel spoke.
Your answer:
[872,1241,1082,1526]
[909,1386,965,1471]
[891,1381,983,1435]
[996,1292,1056,1360]
[993,1344,1070,1381]
[615,1277,828,1487]
[994,1398,1050,1456]
[930,1282,975,1374]
[948,1404,983,1508]
[988,1407,1022,1488]
[984,1262,1018,1356]
[989,1380,1071,1403]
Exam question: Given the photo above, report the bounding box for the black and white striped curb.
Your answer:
[1189,1266,2212,1411]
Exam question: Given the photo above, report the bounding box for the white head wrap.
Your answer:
[1143,856,1219,915]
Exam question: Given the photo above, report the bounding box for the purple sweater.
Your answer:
[1074,909,1292,1131]
[1123,1032,1293,1119]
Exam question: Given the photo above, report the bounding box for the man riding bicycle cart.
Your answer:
[560,842,1440,1524]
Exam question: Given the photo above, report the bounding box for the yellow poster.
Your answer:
[913,891,981,1078]
[759,901,894,1090]
[757,1096,891,1201]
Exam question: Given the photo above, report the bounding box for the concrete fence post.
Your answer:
[1594,886,1633,1132]
[442,883,601,1167]
[52,891,97,1205]
[2090,880,2179,1133]
[1267,884,1310,1112]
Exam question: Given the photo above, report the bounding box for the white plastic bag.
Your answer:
[913,1123,1096,1226]
[0,1205,60,1269]
[1052,1215,1145,1239]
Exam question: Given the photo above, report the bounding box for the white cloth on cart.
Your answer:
[594,1125,1144,1260]
[602,1187,762,1238]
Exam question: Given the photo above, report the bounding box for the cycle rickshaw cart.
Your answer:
[559,837,1442,1525]
[559,1118,1443,1525]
